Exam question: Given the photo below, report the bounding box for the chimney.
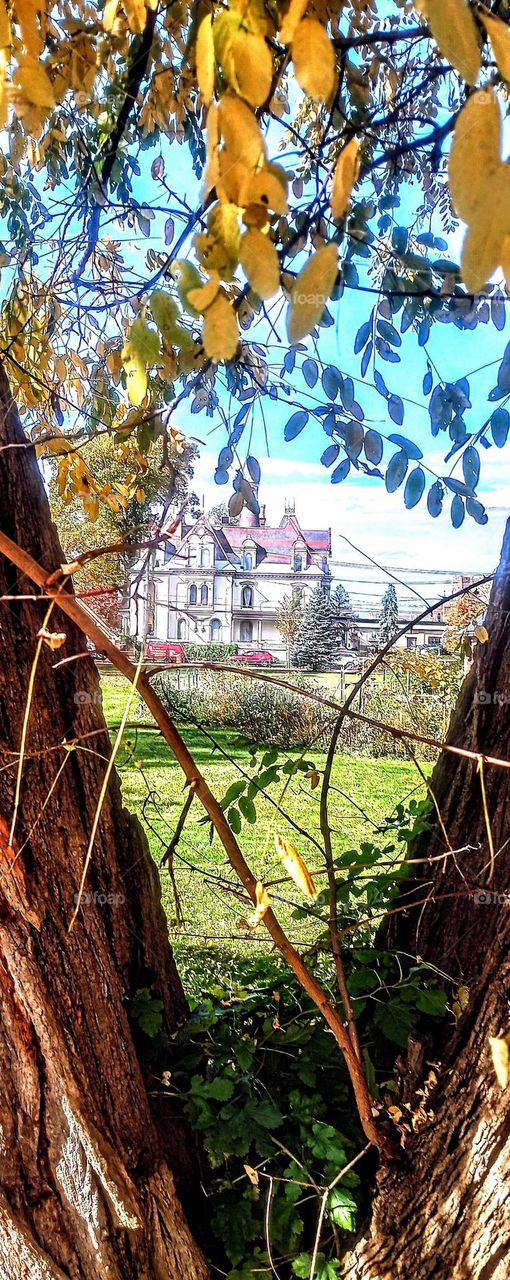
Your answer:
[259,503,266,527]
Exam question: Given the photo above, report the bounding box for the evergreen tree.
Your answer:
[331,583,353,644]
[379,583,399,646]
[293,584,339,670]
[276,589,305,668]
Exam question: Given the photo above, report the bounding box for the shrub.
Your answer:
[153,669,333,748]
[183,642,237,663]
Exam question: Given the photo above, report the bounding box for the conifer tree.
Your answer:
[293,584,339,670]
[331,582,353,644]
[379,583,399,646]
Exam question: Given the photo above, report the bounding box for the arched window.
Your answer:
[243,550,253,571]
[200,545,210,567]
[241,586,253,608]
[189,584,197,605]
[210,618,221,641]
[177,618,187,640]
[294,552,304,572]
[200,584,209,605]
[240,620,253,642]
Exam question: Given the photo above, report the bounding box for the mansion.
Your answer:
[127,500,331,660]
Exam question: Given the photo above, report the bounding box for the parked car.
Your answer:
[230,650,275,667]
[145,639,186,664]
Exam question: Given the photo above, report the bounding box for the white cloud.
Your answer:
[191,449,506,581]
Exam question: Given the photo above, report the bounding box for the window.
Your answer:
[187,541,198,566]
[243,550,253,571]
[406,636,417,649]
[200,584,209,605]
[241,585,253,608]
[210,618,221,641]
[189,584,197,605]
[200,545,210,567]
[293,552,304,572]
[240,620,253,642]
[177,618,187,640]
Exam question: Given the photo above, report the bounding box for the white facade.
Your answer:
[127,502,331,659]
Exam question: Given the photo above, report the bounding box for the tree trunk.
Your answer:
[343,521,510,1280]
[0,368,208,1277]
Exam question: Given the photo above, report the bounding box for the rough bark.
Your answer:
[343,521,510,1280]
[0,368,208,1276]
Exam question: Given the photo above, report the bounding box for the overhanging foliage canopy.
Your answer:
[2,0,510,531]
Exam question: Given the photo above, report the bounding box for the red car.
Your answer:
[230,650,275,667]
[145,640,186,664]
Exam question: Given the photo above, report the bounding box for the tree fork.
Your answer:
[0,377,393,1160]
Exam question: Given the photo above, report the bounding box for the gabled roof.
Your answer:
[161,510,331,566]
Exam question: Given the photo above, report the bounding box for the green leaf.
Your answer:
[239,794,257,824]
[220,780,247,809]
[327,1186,357,1229]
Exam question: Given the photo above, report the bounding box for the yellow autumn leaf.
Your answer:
[187,271,221,312]
[15,0,42,55]
[37,628,67,650]
[239,227,280,298]
[0,59,7,129]
[461,210,501,294]
[474,624,489,643]
[274,834,316,898]
[18,56,55,109]
[489,1035,509,1089]
[195,204,241,279]
[244,881,271,929]
[460,166,510,292]
[0,0,10,50]
[125,0,151,35]
[226,31,273,107]
[173,261,207,316]
[122,317,159,406]
[196,14,215,106]
[202,291,239,361]
[150,290,181,338]
[448,89,501,223]
[278,0,308,45]
[218,93,267,169]
[240,162,288,213]
[291,18,335,102]
[331,137,360,220]
[59,561,81,576]
[480,12,510,83]
[420,0,481,85]
[103,0,119,30]
[287,242,338,344]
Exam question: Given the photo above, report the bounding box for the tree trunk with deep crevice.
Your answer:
[343,520,510,1280]
[0,366,208,1278]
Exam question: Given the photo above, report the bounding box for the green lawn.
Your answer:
[101,674,424,966]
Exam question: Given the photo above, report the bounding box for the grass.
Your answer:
[101,673,426,969]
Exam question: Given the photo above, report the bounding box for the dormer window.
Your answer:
[243,550,253,571]
[294,552,304,572]
[200,544,210,567]
[187,540,198,566]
